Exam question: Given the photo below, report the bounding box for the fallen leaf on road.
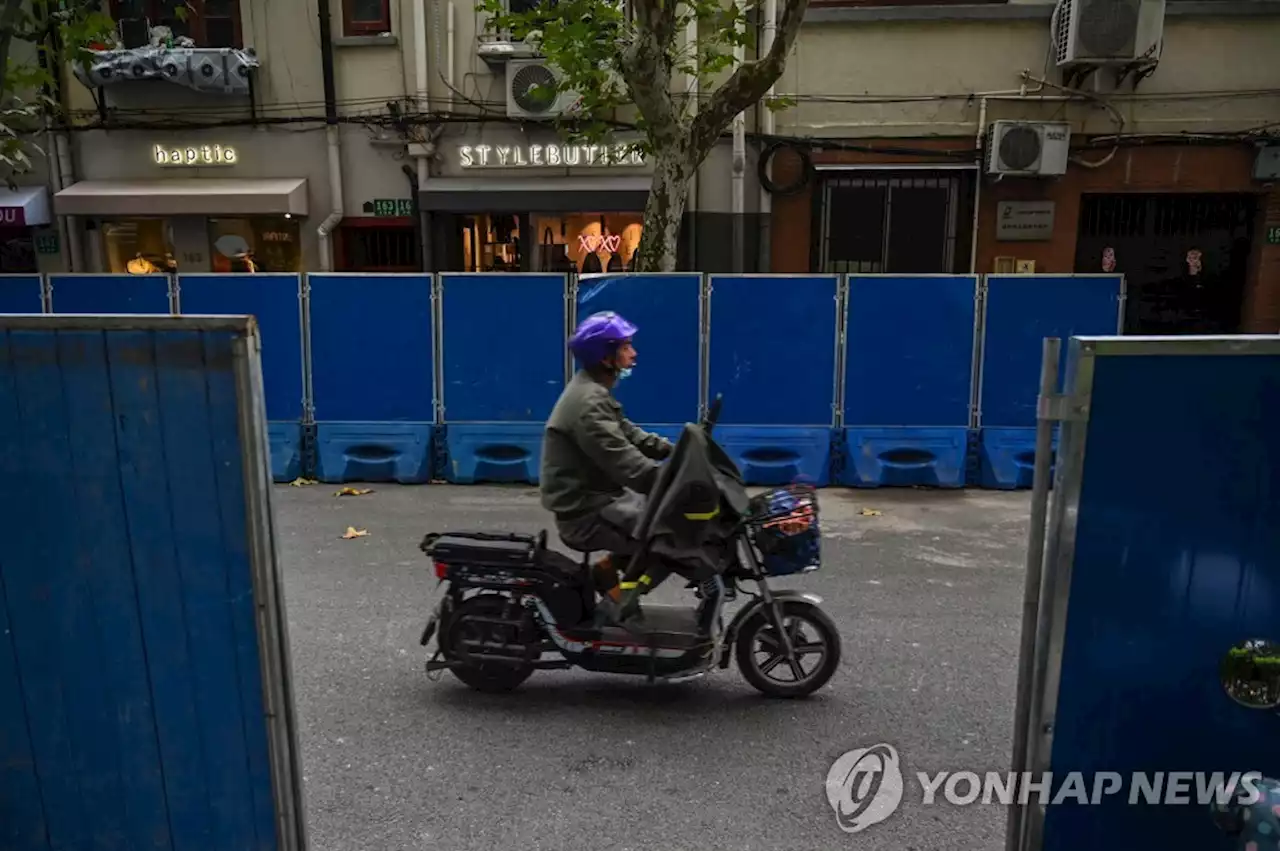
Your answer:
[859,508,883,517]
[289,477,318,487]
[335,487,374,497]
[342,526,370,539]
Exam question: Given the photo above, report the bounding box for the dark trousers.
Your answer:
[555,491,646,593]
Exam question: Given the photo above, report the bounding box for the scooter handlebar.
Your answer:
[702,394,723,435]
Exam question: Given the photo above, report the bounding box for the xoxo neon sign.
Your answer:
[578,233,622,253]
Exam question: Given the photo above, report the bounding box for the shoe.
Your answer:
[591,597,645,628]
[618,594,643,623]
[592,598,622,628]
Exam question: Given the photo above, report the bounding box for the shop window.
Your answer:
[531,213,643,274]
[815,171,972,275]
[102,218,177,274]
[208,217,302,273]
[109,0,243,49]
[338,222,419,271]
[460,214,523,272]
[0,229,37,274]
[343,0,391,35]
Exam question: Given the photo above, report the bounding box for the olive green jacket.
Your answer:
[539,370,673,519]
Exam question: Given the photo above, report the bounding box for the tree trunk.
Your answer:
[635,149,690,272]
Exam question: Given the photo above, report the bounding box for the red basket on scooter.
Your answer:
[746,483,821,576]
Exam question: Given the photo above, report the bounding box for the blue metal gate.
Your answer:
[0,315,307,851]
[1011,335,1280,851]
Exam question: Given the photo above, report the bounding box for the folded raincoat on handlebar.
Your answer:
[618,423,752,586]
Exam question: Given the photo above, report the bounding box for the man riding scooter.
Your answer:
[540,311,673,623]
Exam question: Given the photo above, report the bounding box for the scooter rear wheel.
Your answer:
[441,594,535,693]
[735,600,841,698]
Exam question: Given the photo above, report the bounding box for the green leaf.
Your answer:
[0,0,116,179]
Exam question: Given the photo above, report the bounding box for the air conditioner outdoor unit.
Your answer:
[189,50,228,91]
[159,48,192,84]
[505,59,580,120]
[1054,0,1165,67]
[986,121,1072,177]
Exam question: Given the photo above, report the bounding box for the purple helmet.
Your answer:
[569,311,637,366]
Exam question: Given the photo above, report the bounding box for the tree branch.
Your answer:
[0,0,28,99]
[619,19,682,149]
[654,0,679,60]
[687,0,810,163]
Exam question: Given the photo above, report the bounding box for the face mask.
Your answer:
[617,367,633,380]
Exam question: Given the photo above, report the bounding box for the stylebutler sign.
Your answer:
[457,142,646,168]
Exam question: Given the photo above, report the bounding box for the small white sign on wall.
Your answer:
[997,200,1055,242]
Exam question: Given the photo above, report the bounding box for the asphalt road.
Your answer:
[274,483,1033,851]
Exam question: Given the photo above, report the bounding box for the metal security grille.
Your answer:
[1076,192,1257,334]
[340,225,420,271]
[815,171,969,275]
[1078,193,1255,240]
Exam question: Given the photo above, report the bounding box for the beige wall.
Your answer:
[50,0,1276,273]
[775,11,1280,138]
[54,2,1280,151]
[54,0,745,224]
[63,0,326,118]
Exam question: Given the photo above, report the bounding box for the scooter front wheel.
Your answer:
[734,600,841,698]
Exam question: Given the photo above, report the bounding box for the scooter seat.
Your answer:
[537,548,589,583]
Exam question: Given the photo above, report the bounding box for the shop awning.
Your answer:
[53,178,309,217]
[0,185,52,227]
[419,176,651,213]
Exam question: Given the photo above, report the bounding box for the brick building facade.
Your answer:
[768,141,1279,333]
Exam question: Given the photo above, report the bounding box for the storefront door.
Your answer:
[1074,193,1258,334]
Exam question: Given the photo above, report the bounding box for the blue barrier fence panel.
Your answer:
[439,273,567,484]
[177,274,304,422]
[841,275,977,488]
[308,273,434,422]
[0,275,43,314]
[49,274,171,315]
[307,273,435,483]
[844,274,977,427]
[0,316,306,851]
[978,274,1123,428]
[439,273,566,422]
[707,274,839,426]
[573,272,701,424]
[177,274,304,482]
[705,275,838,486]
[976,274,1123,490]
[1031,336,1280,851]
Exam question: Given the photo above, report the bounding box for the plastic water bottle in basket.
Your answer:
[747,483,821,577]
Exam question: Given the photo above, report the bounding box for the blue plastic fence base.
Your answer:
[713,426,832,487]
[977,426,1058,490]
[443,422,543,484]
[314,422,433,484]
[268,421,303,483]
[840,426,969,488]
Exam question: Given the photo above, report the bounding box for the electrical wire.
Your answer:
[55,79,1278,163]
[57,84,1280,120]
